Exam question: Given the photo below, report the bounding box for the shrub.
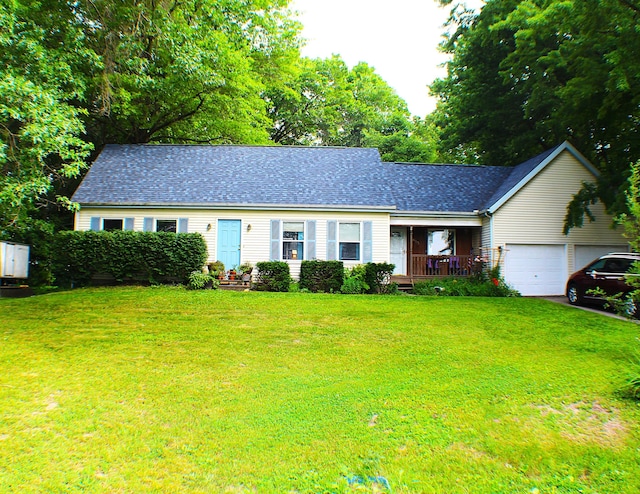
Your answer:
[364,262,395,294]
[412,275,519,297]
[340,264,369,294]
[187,271,220,290]
[52,231,208,287]
[299,260,344,293]
[254,261,291,292]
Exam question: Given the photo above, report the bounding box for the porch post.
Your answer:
[409,226,414,278]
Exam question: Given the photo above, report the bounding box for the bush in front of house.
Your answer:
[364,262,396,294]
[52,231,208,287]
[299,260,344,293]
[411,270,520,297]
[340,264,369,294]
[187,271,221,290]
[254,261,291,292]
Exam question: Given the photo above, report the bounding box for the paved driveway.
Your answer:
[542,296,633,321]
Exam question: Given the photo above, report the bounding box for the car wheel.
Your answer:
[567,283,582,305]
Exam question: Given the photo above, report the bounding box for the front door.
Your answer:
[390,227,407,275]
[217,220,241,270]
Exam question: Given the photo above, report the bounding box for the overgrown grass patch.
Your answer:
[1,288,639,492]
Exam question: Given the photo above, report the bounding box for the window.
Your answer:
[102,219,123,231]
[156,219,177,233]
[339,222,360,261]
[282,221,304,260]
[427,229,455,255]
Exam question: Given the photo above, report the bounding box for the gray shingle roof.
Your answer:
[383,162,512,212]
[72,145,396,209]
[72,142,583,214]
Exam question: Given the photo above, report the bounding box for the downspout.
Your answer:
[479,209,494,267]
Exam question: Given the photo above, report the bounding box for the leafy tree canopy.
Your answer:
[1,0,300,235]
[0,0,93,234]
[266,55,438,161]
[432,0,640,230]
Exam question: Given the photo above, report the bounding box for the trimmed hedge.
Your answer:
[299,260,344,293]
[254,261,291,292]
[52,231,208,287]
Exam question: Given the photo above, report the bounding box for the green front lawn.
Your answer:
[1,288,639,492]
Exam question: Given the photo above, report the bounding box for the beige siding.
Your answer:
[489,150,627,275]
[481,216,491,250]
[75,208,390,279]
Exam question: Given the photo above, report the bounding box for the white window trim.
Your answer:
[338,221,362,262]
[281,220,305,261]
[102,218,124,231]
[156,219,178,233]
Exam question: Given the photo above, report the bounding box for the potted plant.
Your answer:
[208,261,225,280]
[239,262,253,283]
[228,267,237,280]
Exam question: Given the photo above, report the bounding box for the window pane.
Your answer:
[103,219,123,231]
[339,242,360,260]
[156,220,177,233]
[283,222,304,241]
[428,229,455,255]
[283,241,304,260]
[588,259,607,271]
[339,223,360,242]
[604,259,632,273]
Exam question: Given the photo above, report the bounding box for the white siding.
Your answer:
[487,150,627,289]
[75,208,390,279]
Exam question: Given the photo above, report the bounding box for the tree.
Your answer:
[2,0,301,238]
[266,55,438,160]
[77,0,300,146]
[432,0,640,228]
[0,0,92,235]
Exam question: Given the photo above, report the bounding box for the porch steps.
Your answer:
[391,276,415,293]
[217,280,251,291]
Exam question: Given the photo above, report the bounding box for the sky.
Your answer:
[289,0,483,117]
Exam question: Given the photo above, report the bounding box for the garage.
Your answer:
[504,244,567,296]
[574,245,628,272]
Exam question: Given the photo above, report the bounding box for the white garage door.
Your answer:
[504,244,566,296]
[574,245,628,272]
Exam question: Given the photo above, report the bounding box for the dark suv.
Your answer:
[566,253,640,309]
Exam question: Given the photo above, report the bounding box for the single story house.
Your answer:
[71,141,627,296]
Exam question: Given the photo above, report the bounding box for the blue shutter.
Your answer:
[305,220,316,260]
[363,221,373,263]
[90,217,101,231]
[177,218,188,233]
[326,220,337,261]
[124,218,134,231]
[270,220,281,260]
[143,217,154,232]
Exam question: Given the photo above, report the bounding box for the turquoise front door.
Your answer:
[217,220,241,270]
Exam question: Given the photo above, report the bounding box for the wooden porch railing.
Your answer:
[410,254,479,277]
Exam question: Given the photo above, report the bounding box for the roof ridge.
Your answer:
[108,143,379,151]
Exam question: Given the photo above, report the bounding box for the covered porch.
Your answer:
[389,219,485,284]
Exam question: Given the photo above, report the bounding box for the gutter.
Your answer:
[391,210,481,218]
[77,202,398,214]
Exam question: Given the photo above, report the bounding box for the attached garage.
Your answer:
[574,245,628,272]
[504,244,567,296]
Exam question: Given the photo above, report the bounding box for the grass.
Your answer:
[1,287,640,493]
